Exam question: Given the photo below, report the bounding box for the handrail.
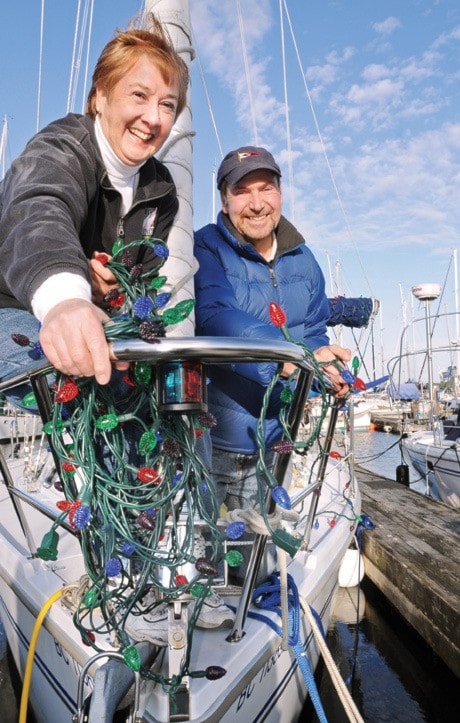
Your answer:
[0,336,315,394]
[226,364,315,642]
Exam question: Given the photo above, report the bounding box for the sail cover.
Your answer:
[327,296,378,328]
[387,382,421,401]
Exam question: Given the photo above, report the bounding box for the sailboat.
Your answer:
[397,282,460,508]
[0,2,365,722]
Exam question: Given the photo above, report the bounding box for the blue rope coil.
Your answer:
[250,573,329,723]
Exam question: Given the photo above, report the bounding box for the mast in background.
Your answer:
[454,248,460,392]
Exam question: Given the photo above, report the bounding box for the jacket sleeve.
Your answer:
[0,124,96,310]
[194,233,286,386]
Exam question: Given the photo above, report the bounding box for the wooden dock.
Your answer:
[355,466,460,678]
[370,413,428,434]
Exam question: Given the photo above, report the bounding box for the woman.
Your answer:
[0,17,188,396]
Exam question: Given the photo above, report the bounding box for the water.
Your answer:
[351,427,426,493]
[303,578,458,722]
[0,622,23,723]
[2,431,457,722]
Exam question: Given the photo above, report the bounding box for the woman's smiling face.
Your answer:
[95,55,179,166]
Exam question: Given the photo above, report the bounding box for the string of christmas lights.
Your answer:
[11,240,362,697]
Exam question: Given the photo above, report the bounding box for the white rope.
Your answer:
[299,595,365,723]
[278,548,290,650]
[225,506,299,535]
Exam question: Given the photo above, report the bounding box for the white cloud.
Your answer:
[372,17,402,35]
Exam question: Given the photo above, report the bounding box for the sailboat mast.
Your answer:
[145,0,195,336]
[334,259,343,347]
[454,248,460,389]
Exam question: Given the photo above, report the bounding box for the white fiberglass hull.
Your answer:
[0,451,359,723]
[402,431,460,508]
[309,398,372,432]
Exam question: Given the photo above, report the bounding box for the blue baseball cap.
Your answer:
[217,146,282,189]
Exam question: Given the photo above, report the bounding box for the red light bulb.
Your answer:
[269,302,287,327]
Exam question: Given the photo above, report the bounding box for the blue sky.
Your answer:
[1,0,459,381]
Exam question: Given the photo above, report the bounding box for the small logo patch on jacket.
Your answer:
[143,208,158,237]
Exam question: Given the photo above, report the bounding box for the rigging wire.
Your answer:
[0,116,8,180]
[67,0,82,113]
[73,0,91,111]
[414,252,453,387]
[190,37,224,160]
[80,0,95,114]
[282,0,375,300]
[67,0,92,114]
[236,0,259,145]
[36,0,45,133]
[278,0,295,224]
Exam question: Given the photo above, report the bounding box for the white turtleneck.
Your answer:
[32,117,144,322]
[94,116,144,215]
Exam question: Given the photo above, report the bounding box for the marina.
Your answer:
[307,577,459,723]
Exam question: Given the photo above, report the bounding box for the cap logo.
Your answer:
[237,151,260,162]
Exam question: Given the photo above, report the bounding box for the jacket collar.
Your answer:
[218,210,305,257]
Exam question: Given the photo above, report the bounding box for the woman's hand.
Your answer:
[40,298,129,384]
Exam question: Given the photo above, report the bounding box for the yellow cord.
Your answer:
[18,588,63,723]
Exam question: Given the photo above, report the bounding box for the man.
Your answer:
[194,146,350,583]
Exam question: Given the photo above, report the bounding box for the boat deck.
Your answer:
[355,466,460,678]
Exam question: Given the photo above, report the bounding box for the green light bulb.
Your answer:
[138,431,157,454]
[162,299,195,325]
[22,391,37,407]
[95,413,119,431]
[149,275,167,290]
[43,419,65,435]
[133,362,152,385]
[280,387,294,403]
[111,238,124,255]
[123,645,141,672]
[225,550,243,567]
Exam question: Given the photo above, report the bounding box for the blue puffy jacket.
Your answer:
[194,211,330,454]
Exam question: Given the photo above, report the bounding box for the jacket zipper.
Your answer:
[117,217,125,239]
[268,264,278,288]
